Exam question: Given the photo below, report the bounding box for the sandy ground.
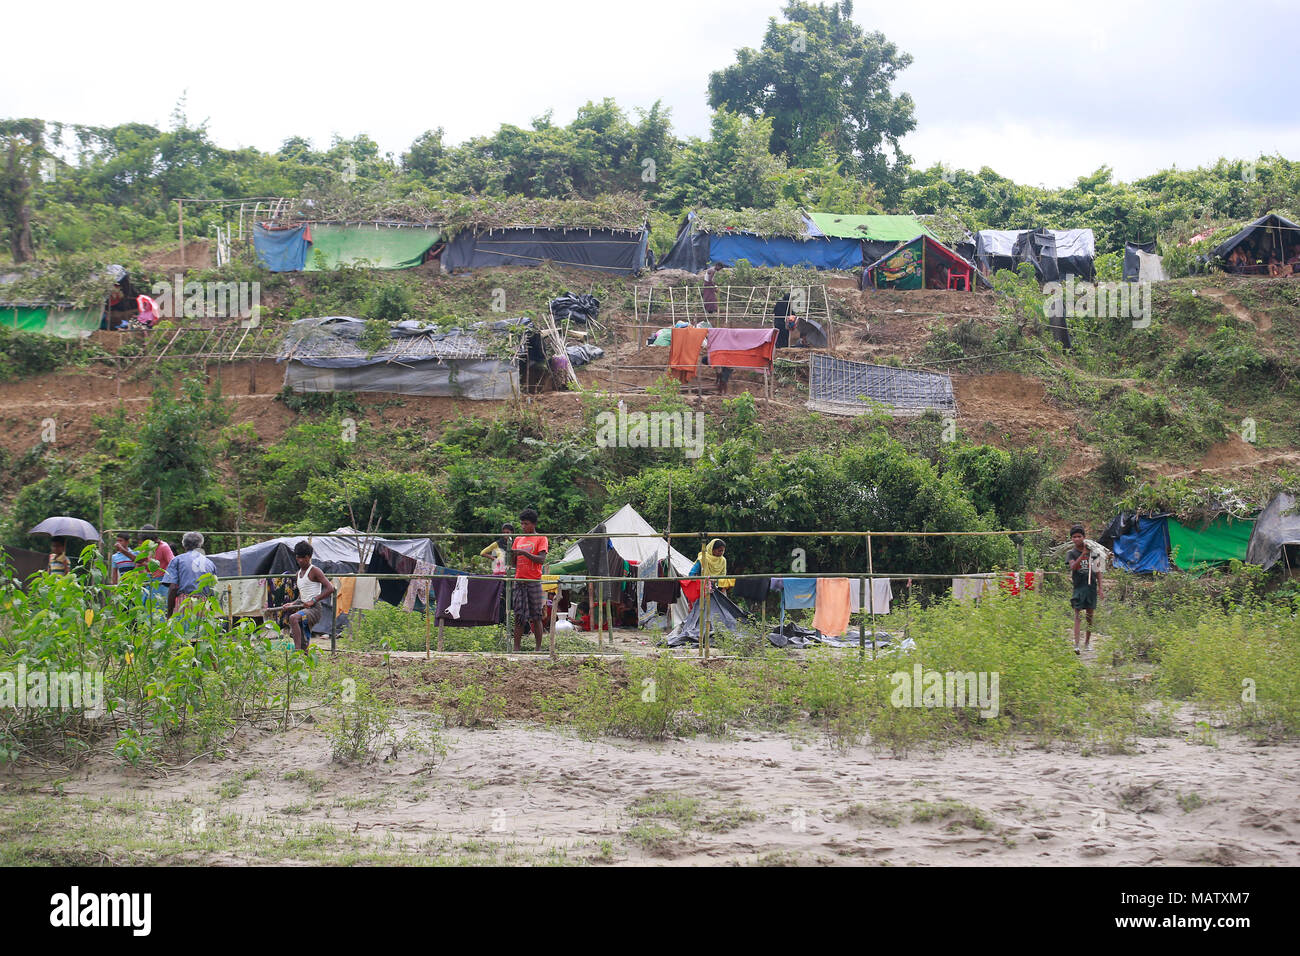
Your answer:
[15,708,1299,866]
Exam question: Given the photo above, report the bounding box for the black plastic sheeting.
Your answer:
[657,214,712,272]
[550,292,601,324]
[565,344,604,367]
[765,621,897,649]
[1123,241,1157,282]
[1211,213,1300,262]
[1245,492,1300,570]
[662,587,749,646]
[444,227,648,275]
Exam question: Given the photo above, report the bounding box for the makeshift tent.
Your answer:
[254,223,312,272]
[279,316,541,399]
[807,352,955,416]
[1110,514,1172,573]
[1245,493,1300,570]
[0,304,101,338]
[303,225,441,271]
[663,587,749,646]
[207,529,445,633]
[1123,241,1166,283]
[1211,213,1300,274]
[806,212,937,264]
[974,229,1096,281]
[255,223,442,272]
[862,234,978,291]
[657,211,930,272]
[552,505,693,576]
[1167,514,1255,572]
[443,225,648,275]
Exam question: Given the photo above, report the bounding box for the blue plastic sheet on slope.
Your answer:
[1112,515,1172,573]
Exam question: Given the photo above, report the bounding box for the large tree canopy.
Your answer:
[707,0,916,190]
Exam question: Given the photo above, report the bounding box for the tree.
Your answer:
[402,128,447,178]
[0,118,43,262]
[707,0,916,190]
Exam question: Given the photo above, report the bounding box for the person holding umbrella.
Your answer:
[28,516,101,576]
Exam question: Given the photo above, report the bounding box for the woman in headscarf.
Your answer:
[683,539,734,604]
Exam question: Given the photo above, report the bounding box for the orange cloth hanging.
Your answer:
[668,327,708,382]
[813,577,852,637]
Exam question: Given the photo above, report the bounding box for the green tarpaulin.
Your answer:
[1167,515,1255,572]
[1,305,102,338]
[303,225,442,271]
[807,213,934,242]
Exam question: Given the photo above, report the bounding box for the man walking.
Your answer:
[1066,524,1102,654]
[509,508,548,652]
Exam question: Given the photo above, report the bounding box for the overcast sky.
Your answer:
[5,0,1296,189]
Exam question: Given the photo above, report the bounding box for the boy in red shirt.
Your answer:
[509,508,548,652]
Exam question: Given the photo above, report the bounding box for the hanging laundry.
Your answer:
[433,575,503,626]
[848,577,894,614]
[668,327,708,382]
[952,574,996,603]
[781,577,817,609]
[731,574,770,603]
[404,559,437,611]
[813,577,852,637]
[705,327,779,369]
[335,576,357,615]
[447,574,470,619]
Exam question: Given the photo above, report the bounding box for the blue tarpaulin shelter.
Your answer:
[254,224,311,272]
[1111,514,1172,573]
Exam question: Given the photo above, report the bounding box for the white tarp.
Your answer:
[976,228,1095,258]
[560,504,694,575]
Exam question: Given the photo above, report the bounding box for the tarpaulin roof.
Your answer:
[1211,213,1300,260]
[806,213,933,243]
[1111,514,1172,573]
[303,224,441,271]
[254,223,311,272]
[279,316,531,368]
[555,504,694,576]
[207,528,442,577]
[706,233,862,270]
[0,305,101,338]
[1245,492,1300,570]
[443,225,648,275]
[975,229,1095,259]
[1167,514,1254,572]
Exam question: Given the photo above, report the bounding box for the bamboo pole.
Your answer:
[858,574,866,656]
[867,534,877,660]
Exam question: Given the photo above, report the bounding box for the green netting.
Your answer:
[808,213,933,242]
[304,225,442,271]
[1,306,101,338]
[1167,515,1255,572]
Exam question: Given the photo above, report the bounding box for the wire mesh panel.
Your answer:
[807,352,956,417]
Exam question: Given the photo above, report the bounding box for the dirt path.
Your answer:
[19,713,1298,866]
[1199,288,1270,332]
